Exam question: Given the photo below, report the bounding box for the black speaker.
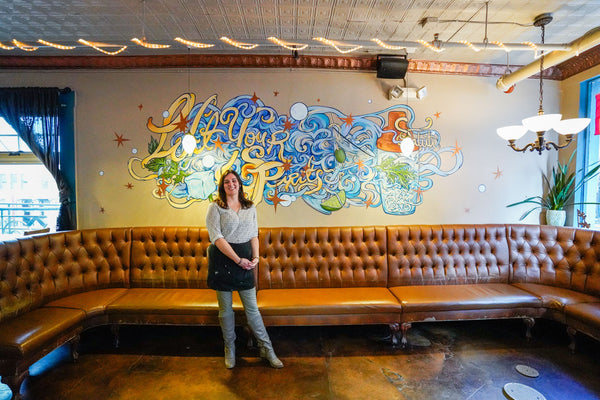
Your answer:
[376,55,409,79]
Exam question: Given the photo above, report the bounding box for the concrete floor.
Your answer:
[1,319,600,400]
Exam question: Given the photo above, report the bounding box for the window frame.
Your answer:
[575,75,600,228]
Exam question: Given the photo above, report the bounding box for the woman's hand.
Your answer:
[237,258,255,270]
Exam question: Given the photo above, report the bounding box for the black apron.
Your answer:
[207,241,255,291]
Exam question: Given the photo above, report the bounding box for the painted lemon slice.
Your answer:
[321,190,346,212]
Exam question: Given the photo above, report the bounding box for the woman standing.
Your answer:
[205,169,283,369]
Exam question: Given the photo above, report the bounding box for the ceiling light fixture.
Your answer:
[496,13,590,154]
[12,39,38,51]
[416,34,443,52]
[220,37,259,50]
[78,39,127,55]
[174,37,214,49]
[458,40,481,52]
[313,37,362,53]
[267,37,308,51]
[371,38,405,50]
[387,84,427,101]
[491,41,509,52]
[132,38,170,49]
[132,0,170,49]
[37,39,75,50]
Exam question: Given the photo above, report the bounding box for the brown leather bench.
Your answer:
[1,224,600,400]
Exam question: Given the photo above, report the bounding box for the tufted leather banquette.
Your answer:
[2,224,600,399]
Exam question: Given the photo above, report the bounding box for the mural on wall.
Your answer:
[127,93,463,215]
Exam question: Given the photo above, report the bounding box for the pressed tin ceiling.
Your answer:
[0,0,599,68]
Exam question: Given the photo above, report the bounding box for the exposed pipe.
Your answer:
[496,26,600,91]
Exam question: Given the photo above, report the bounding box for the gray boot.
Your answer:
[246,313,283,368]
[219,313,236,369]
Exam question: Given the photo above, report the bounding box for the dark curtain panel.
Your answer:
[0,87,75,231]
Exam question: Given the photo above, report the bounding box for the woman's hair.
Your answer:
[215,169,254,209]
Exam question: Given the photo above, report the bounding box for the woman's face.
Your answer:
[223,173,239,197]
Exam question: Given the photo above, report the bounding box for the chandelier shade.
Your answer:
[521,113,562,133]
[553,118,591,135]
[496,125,528,141]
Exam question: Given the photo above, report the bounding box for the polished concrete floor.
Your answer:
[1,319,600,400]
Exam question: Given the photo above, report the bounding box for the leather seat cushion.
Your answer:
[106,288,243,315]
[0,308,85,358]
[564,303,600,327]
[257,288,402,316]
[512,283,600,310]
[389,283,541,312]
[44,289,129,317]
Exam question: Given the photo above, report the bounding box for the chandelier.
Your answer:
[496,13,590,155]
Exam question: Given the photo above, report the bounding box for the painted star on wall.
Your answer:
[434,111,441,118]
[452,141,462,156]
[113,132,130,147]
[342,114,354,126]
[268,188,283,212]
[493,167,503,179]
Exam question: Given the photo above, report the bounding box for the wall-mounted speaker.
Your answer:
[376,55,409,79]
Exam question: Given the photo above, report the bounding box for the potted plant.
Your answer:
[507,152,600,226]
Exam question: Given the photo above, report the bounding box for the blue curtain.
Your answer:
[0,87,75,231]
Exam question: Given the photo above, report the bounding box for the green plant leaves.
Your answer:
[507,152,600,220]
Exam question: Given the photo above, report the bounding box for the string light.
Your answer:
[174,37,214,49]
[12,39,38,51]
[0,42,14,50]
[491,41,510,52]
[522,41,538,50]
[78,39,127,55]
[313,37,362,53]
[416,39,443,52]
[458,40,481,52]
[37,39,75,50]
[132,37,170,49]
[371,38,405,50]
[267,37,308,51]
[220,37,258,50]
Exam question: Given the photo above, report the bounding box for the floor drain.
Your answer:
[515,364,540,378]
[503,382,546,400]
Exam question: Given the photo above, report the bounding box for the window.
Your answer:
[0,117,60,240]
[576,76,600,229]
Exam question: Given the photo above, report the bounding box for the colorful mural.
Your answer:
[127,93,463,215]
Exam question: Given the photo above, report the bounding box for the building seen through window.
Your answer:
[0,117,60,240]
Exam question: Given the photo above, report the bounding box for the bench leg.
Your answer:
[388,323,400,347]
[244,325,255,348]
[567,326,577,354]
[70,334,81,362]
[400,322,412,348]
[111,324,120,348]
[523,317,535,340]
[1,370,29,400]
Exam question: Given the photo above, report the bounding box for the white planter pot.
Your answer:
[546,209,566,226]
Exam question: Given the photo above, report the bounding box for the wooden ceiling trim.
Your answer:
[0,53,565,80]
[554,44,600,80]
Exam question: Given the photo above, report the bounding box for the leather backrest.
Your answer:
[130,227,211,288]
[508,224,600,296]
[257,226,388,289]
[387,225,510,286]
[0,228,130,323]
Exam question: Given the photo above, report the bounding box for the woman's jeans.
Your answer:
[216,288,274,349]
